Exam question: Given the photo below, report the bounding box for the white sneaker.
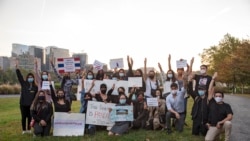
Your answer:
[26,130,32,134]
[22,131,26,134]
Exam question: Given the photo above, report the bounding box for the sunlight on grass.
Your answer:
[0,97,206,141]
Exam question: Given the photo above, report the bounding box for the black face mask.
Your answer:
[149,75,154,79]
[101,89,107,94]
[38,96,45,102]
[58,95,65,99]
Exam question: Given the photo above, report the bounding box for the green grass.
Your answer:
[0,98,206,141]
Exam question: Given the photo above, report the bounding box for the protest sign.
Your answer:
[146,98,158,107]
[57,58,80,73]
[163,81,171,94]
[128,77,142,87]
[93,60,104,70]
[110,106,133,122]
[110,58,124,69]
[176,60,187,69]
[111,80,128,95]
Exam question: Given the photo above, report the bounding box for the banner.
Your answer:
[57,58,80,73]
[86,101,115,126]
[128,77,142,87]
[53,112,85,136]
[110,106,133,122]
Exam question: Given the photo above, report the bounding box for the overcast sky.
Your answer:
[0,0,249,71]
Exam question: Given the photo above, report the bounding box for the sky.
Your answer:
[0,0,249,71]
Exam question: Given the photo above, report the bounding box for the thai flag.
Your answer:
[57,58,80,73]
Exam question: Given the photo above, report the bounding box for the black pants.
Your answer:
[20,105,31,131]
[165,112,185,132]
[34,122,51,136]
[192,119,207,136]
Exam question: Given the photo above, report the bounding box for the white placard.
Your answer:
[53,112,85,136]
[176,60,187,69]
[146,98,158,107]
[41,81,50,90]
[64,58,75,72]
[110,58,124,69]
[128,77,142,87]
[93,60,103,70]
[86,101,115,126]
[110,106,133,122]
[112,80,128,95]
[163,81,171,94]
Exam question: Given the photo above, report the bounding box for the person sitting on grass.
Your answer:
[30,90,53,137]
[108,93,130,136]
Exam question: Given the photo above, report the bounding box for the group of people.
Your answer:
[16,55,233,141]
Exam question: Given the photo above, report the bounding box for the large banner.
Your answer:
[53,112,85,136]
[86,101,115,126]
[110,106,133,122]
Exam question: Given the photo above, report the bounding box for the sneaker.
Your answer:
[166,129,172,134]
[26,130,32,134]
[22,131,26,134]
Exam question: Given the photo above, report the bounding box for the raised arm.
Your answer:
[15,60,25,85]
[143,58,147,81]
[127,55,134,77]
[208,72,217,100]
[49,74,57,103]
[158,62,166,82]
[168,54,172,71]
[34,58,41,90]
[50,58,63,81]
[188,57,194,75]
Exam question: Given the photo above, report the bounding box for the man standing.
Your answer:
[205,91,233,141]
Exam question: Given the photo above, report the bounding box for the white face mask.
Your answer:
[215,97,223,103]
[171,90,177,95]
[200,69,206,74]
[167,74,173,78]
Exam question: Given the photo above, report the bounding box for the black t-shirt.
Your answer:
[54,101,71,112]
[208,99,233,126]
[194,74,214,96]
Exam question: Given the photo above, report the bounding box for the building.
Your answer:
[0,56,10,71]
[72,53,88,69]
[11,43,44,70]
[45,46,70,70]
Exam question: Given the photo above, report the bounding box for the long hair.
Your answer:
[166,70,177,82]
[85,70,95,79]
[30,90,47,111]
[96,69,104,80]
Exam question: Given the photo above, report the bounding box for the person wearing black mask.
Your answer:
[94,83,112,103]
[16,60,38,134]
[30,90,53,137]
[50,58,80,105]
[49,73,71,112]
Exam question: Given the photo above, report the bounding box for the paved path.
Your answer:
[224,94,250,141]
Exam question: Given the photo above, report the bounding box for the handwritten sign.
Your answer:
[146,98,158,107]
[93,60,104,70]
[163,81,171,94]
[176,60,187,69]
[41,81,50,90]
[53,112,85,136]
[86,101,115,126]
[110,58,124,69]
[110,106,133,122]
[128,77,142,87]
[57,58,80,73]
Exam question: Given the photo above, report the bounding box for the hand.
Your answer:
[131,57,133,67]
[34,58,38,67]
[48,73,51,82]
[40,120,47,126]
[190,57,194,65]
[213,72,218,80]
[206,123,210,129]
[175,113,180,119]
[216,122,222,129]
[15,59,19,69]
[158,63,162,71]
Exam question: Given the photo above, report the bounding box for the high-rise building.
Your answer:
[11,43,44,70]
[45,46,70,70]
[0,56,10,71]
[72,53,88,69]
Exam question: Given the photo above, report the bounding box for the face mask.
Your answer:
[167,74,173,78]
[132,94,136,101]
[137,97,144,102]
[112,77,117,80]
[149,75,154,79]
[28,78,34,83]
[119,73,124,77]
[200,69,206,74]
[171,90,177,95]
[119,99,126,104]
[101,89,107,94]
[38,96,45,101]
[58,95,64,99]
[87,75,93,80]
[215,97,223,103]
[157,95,160,99]
[42,75,48,80]
[198,90,205,96]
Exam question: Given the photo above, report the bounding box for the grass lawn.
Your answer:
[0,97,206,141]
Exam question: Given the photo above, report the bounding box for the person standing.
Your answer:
[15,60,38,134]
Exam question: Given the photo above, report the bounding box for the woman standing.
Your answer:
[15,60,38,134]
[30,90,53,137]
